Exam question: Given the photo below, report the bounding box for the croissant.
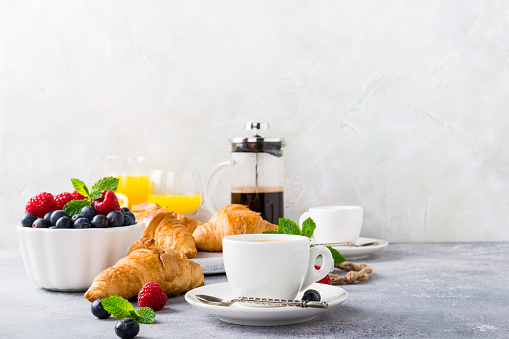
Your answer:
[84,238,205,302]
[131,203,165,226]
[143,211,198,258]
[192,204,278,251]
[161,210,204,234]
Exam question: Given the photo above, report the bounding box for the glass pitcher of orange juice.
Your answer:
[107,156,153,208]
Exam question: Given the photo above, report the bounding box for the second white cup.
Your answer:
[299,206,363,244]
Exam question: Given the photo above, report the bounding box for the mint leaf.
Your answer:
[101,296,134,319]
[262,230,278,234]
[327,246,346,265]
[88,190,103,201]
[63,199,91,217]
[71,178,89,197]
[301,217,316,238]
[278,218,303,236]
[92,176,119,193]
[134,307,156,324]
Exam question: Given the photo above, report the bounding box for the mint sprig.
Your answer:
[63,199,91,216]
[101,295,155,324]
[63,176,119,216]
[263,217,345,265]
[91,176,119,194]
[71,178,89,197]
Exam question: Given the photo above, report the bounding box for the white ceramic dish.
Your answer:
[190,251,224,274]
[318,237,388,260]
[16,222,144,291]
[185,282,348,326]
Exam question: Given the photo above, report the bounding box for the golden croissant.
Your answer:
[192,204,278,251]
[84,238,205,302]
[143,211,198,258]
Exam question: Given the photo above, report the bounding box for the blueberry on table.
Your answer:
[73,217,91,229]
[55,216,73,229]
[302,289,321,302]
[91,214,110,228]
[33,218,51,228]
[115,318,139,339]
[50,210,69,225]
[91,299,110,319]
[107,210,124,227]
[80,206,97,220]
[21,213,37,227]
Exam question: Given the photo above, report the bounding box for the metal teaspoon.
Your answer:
[195,295,328,308]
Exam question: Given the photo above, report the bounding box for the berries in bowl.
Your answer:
[16,177,144,291]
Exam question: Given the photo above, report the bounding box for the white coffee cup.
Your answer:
[222,234,333,300]
[299,206,363,244]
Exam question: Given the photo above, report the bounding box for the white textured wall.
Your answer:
[1,1,509,248]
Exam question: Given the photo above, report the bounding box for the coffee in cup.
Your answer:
[222,234,333,300]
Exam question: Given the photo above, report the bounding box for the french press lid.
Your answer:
[230,122,285,157]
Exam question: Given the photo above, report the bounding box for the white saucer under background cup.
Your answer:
[299,206,363,244]
[222,234,333,300]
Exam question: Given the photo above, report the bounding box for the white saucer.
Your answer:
[313,237,389,260]
[185,282,348,326]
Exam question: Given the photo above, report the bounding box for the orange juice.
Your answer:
[116,175,153,206]
[147,194,201,214]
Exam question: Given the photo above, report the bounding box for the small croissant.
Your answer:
[192,204,278,251]
[143,211,198,258]
[84,238,204,302]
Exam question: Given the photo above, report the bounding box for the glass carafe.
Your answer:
[205,122,285,224]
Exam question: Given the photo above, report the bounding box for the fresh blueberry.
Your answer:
[301,289,321,302]
[33,218,51,228]
[115,318,139,339]
[122,215,133,226]
[107,210,124,227]
[126,212,136,222]
[80,206,97,220]
[91,299,110,319]
[44,211,53,223]
[121,207,131,214]
[91,214,110,228]
[49,226,57,229]
[72,214,82,222]
[50,210,69,225]
[55,216,73,229]
[21,213,37,227]
[73,217,91,229]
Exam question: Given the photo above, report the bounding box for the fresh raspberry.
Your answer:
[315,265,331,284]
[72,190,86,200]
[92,190,120,215]
[54,192,74,210]
[25,192,57,218]
[138,282,168,311]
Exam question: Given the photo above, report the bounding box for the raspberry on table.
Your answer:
[137,282,168,311]
[54,192,74,210]
[314,265,331,284]
[25,192,57,218]
[92,190,121,216]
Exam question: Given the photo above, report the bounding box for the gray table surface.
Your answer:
[1,242,508,338]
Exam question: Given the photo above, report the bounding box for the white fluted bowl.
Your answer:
[16,222,144,291]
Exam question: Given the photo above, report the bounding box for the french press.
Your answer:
[205,122,285,224]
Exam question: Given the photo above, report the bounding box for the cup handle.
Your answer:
[300,246,334,292]
[298,212,310,229]
[204,161,231,214]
